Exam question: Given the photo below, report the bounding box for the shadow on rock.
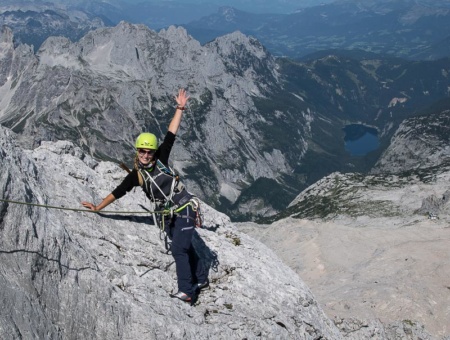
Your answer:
[193,232,219,275]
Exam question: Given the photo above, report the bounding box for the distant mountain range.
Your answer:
[1,20,449,221]
[184,0,450,60]
[0,4,105,51]
[1,0,450,221]
[2,0,450,60]
[0,0,326,35]
[12,0,334,15]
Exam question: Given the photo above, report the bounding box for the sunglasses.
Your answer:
[138,149,155,156]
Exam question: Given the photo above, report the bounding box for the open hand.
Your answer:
[175,88,190,107]
[81,201,96,211]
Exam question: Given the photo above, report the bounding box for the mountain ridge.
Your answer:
[4,0,450,61]
[1,21,450,221]
[0,23,299,220]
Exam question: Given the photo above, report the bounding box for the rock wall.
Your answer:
[0,125,341,339]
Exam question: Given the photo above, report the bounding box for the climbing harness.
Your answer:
[136,159,204,252]
[155,197,203,253]
[138,159,179,206]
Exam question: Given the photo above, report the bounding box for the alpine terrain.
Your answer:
[1,22,450,221]
[0,2,449,339]
[239,104,450,338]
[0,119,440,339]
[3,0,450,60]
[0,124,342,339]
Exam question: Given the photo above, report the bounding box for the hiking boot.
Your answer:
[170,291,192,302]
[196,280,209,291]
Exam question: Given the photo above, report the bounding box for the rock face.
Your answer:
[1,19,450,222]
[372,108,450,174]
[0,22,303,220]
[0,124,342,339]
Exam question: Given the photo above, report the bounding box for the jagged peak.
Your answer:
[38,35,72,53]
[218,6,239,21]
[158,25,201,49]
[115,20,154,34]
[0,25,13,46]
[80,21,157,42]
[158,25,189,39]
[206,31,270,60]
[213,30,256,45]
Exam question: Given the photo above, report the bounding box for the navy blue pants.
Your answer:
[168,205,206,297]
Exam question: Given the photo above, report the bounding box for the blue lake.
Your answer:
[343,124,379,156]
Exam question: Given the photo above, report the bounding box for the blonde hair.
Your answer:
[133,153,139,170]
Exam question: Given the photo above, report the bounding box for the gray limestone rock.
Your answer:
[335,318,436,340]
[0,125,341,339]
[372,110,450,174]
[416,189,450,218]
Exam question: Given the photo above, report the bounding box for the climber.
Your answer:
[81,88,208,303]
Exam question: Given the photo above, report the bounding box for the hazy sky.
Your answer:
[115,0,336,14]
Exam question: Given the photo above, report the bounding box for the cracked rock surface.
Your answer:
[0,125,341,339]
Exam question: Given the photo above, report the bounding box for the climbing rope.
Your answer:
[0,198,162,215]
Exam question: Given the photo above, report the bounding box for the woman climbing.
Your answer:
[81,88,208,303]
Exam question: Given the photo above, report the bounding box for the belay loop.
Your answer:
[162,197,203,228]
[152,212,172,254]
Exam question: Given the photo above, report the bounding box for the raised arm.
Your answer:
[168,88,190,135]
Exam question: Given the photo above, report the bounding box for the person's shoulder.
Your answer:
[123,168,139,182]
[124,168,138,176]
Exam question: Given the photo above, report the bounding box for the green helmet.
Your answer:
[135,132,158,150]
